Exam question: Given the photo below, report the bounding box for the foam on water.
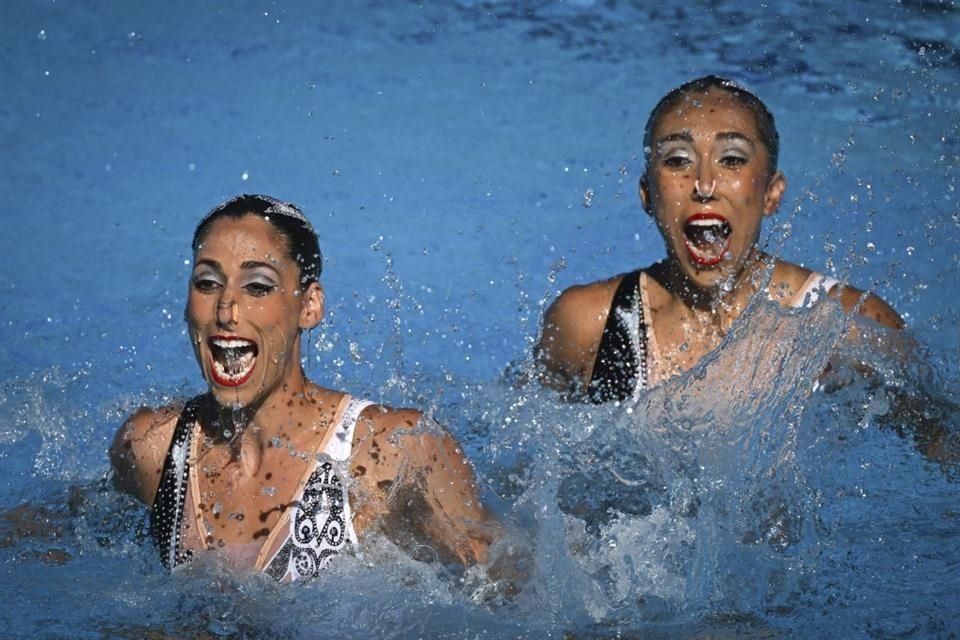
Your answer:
[0,289,957,636]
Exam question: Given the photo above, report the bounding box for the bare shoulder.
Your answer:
[537,275,625,392]
[110,404,181,506]
[771,259,904,330]
[351,405,461,476]
[767,260,816,306]
[350,403,492,565]
[543,278,621,330]
[834,285,904,330]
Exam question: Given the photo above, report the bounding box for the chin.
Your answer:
[203,371,263,409]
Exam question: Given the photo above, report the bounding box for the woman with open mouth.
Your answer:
[536,75,904,403]
[110,194,494,581]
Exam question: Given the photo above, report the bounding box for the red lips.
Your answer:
[683,212,732,267]
[208,335,258,387]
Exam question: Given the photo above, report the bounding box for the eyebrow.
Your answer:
[193,258,223,272]
[193,258,281,276]
[655,130,757,148]
[656,131,694,146]
[716,131,756,148]
[240,260,281,275]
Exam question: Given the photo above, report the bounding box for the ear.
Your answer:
[298,282,324,330]
[639,176,652,216]
[763,171,786,216]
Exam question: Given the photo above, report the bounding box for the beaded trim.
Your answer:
[151,396,202,569]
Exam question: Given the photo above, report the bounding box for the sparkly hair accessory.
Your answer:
[198,194,314,231]
[263,199,314,230]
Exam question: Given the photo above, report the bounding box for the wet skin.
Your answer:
[111,214,492,568]
[640,89,785,295]
[186,214,319,412]
[537,87,903,396]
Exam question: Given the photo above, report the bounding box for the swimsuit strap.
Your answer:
[325,397,375,461]
[588,270,648,403]
[790,272,840,309]
[151,394,204,570]
[261,396,373,582]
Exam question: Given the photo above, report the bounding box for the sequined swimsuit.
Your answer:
[151,394,372,581]
[587,271,839,403]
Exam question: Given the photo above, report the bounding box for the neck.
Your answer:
[201,365,313,441]
[654,251,775,323]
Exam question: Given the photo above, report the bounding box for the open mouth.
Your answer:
[683,213,732,267]
[208,336,258,387]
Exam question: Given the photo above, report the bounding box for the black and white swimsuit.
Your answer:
[587,270,839,403]
[151,394,371,581]
[587,270,649,403]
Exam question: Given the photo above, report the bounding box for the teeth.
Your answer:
[212,352,255,381]
[687,218,724,227]
[684,218,731,248]
[684,217,732,266]
[208,336,258,384]
[212,337,254,349]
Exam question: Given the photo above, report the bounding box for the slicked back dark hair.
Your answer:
[191,194,322,290]
[642,75,780,175]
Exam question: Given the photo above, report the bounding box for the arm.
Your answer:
[109,406,179,506]
[833,285,904,331]
[400,417,496,565]
[352,407,496,567]
[824,300,958,469]
[536,283,613,397]
[882,387,959,467]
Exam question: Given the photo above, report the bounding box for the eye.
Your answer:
[192,276,221,293]
[244,282,277,297]
[718,151,749,167]
[662,151,692,169]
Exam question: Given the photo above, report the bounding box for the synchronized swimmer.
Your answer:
[111,195,494,580]
[110,76,912,581]
[536,75,902,403]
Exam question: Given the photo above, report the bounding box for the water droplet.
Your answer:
[232,403,244,424]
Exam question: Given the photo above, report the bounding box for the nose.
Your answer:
[693,159,717,202]
[216,298,240,326]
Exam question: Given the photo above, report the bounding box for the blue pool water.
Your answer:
[2,1,959,637]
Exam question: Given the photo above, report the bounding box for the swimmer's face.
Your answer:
[641,88,785,289]
[185,214,323,408]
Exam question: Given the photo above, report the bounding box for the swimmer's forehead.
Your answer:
[193,215,292,270]
[651,91,764,147]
